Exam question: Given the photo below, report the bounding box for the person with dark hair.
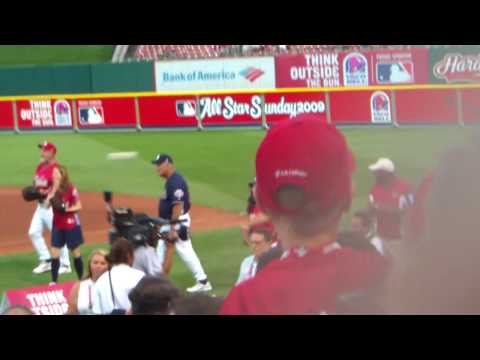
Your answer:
[92,238,145,315]
[170,294,224,315]
[236,223,274,285]
[220,118,388,315]
[2,305,34,315]
[387,141,480,314]
[127,276,180,315]
[49,165,85,285]
[337,211,382,254]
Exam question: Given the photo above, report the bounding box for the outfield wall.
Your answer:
[0,84,478,132]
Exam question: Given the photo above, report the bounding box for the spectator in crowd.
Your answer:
[170,294,224,315]
[236,223,275,285]
[220,118,388,315]
[367,158,414,259]
[337,211,383,254]
[67,249,109,315]
[2,305,34,315]
[127,276,180,315]
[386,141,480,314]
[92,238,145,315]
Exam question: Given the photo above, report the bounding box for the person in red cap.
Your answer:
[29,141,71,275]
[220,118,388,315]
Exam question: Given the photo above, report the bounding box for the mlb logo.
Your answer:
[53,100,72,127]
[343,52,369,86]
[176,100,197,117]
[370,91,392,124]
[79,107,104,125]
[377,62,414,84]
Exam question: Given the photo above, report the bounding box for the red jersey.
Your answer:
[53,185,81,230]
[34,160,59,192]
[220,243,388,315]
[369,178,413,240]
[407,172,435,242]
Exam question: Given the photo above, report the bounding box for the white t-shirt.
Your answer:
[92,264,145,315]
[77,278,95,315]
[236,255,257,285]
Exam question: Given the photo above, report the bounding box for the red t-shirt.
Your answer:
[34,160,59,192]
[369,178,413,240]
[220,243,388,315]
[407,172,435,242]
[53,185,81,230]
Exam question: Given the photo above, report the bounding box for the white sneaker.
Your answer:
[59,266,72,274]
[33,261,51,274]
[187,281,213,293]
[48,282,56,286]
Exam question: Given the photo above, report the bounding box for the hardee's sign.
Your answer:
[1,281,75,315]
[433,53,480,82]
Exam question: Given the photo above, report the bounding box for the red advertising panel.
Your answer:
[460,88,480,124]
[138,95,198,127]
[330,90,394,125]
[0,101,14,130]
[395,89,458,124]
[198,94,263,127]
[17,99,74,130]
[3,281,75,315]
[369,48,429,85]
[77,97,136,128]
[264,92,327,125]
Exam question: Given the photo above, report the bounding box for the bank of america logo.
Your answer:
[239,67,265,82]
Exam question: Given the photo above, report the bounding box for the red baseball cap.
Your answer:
[38,141,57,154]
[255,118,353,217]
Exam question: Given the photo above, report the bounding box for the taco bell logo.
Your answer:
[53,100,72,127]
[343,52,369,86]
[370,91,391,124]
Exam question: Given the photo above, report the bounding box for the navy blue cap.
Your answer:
[151,154,173,165]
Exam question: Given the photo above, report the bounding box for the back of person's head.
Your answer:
[170,294,224,315]
[128,276,181,315]
[255,118,354,242]
[106,237,134,267]
[387,141,480,314]
[2,305,34,315]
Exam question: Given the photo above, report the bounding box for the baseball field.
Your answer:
[0,126,472,296]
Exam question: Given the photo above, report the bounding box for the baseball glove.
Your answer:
[22,186,46,202]
[50,193,67,213]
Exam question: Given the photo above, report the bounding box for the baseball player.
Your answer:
[220,118,388,315]
[30,142,71,275]
[152,154,212,293]
[367,158,414,258]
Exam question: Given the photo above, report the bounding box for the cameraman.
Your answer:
[128,222,175,277]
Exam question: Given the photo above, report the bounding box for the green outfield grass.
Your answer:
[0,45,114,66]
[0,127,473,297]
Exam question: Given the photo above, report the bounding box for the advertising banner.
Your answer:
[370,48,429,85]
[460,88,480,124]
[17,99,74,129]
[198,94,264,126]
[138,95,198,128]
[0,101,14,130]
[430,46,480,83]
[155,57,276,91]
[264,92,327,125]
[330,90,393,125]
[395,89,458,124]
[1,281,76,315]
[76,97,137,128]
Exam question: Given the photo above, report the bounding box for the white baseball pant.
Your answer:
[28,203,71,267]
[156,213,208,282]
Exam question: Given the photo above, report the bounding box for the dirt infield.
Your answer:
[0,188,246,256]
